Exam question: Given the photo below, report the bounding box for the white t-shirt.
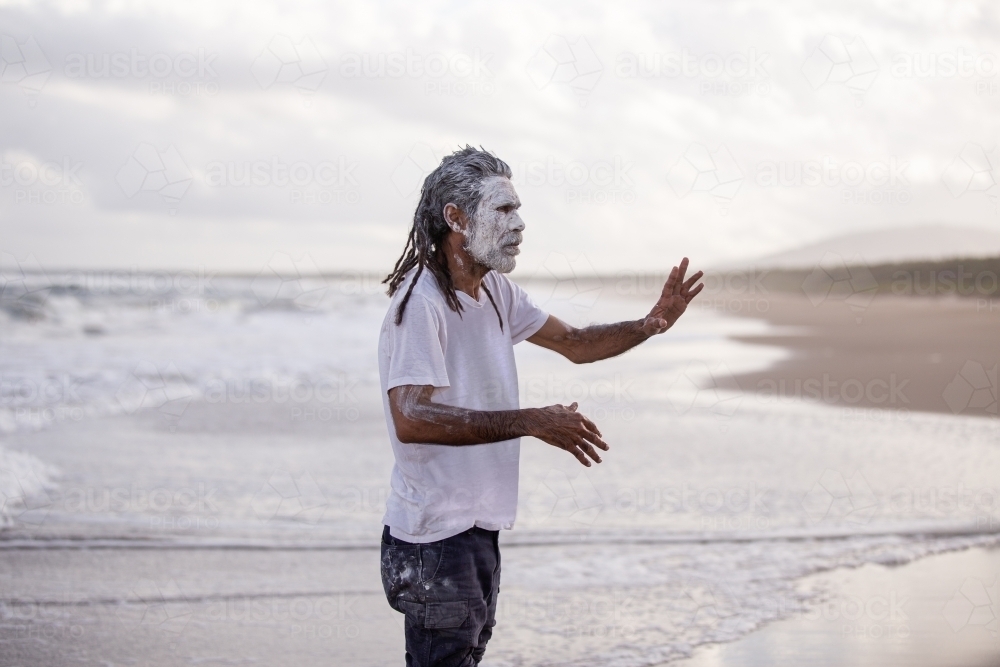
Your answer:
[378,268,549,543]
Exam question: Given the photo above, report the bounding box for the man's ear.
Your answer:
[443,203,468,234]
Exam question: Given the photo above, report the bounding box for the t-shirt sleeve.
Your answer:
[385,294,450,391]
[505,277,550,345]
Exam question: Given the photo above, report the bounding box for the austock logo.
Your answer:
[943,577,998,636]
[523,253,602,317]
[64,48,219,97]
[0,252,50,317]
[250,251,329,312]
[391,143,441,197]
[116,143,193,213]
[684,583,747,630]
[664,361,743,428]
[2,155,86,205]
[251,35,327,97]
[526,34,603,106]
[510,155,636,204]
[523,468,603,526]
[615,47,771,98]
[942,143,999,210]
[0,34,52,104]
[801,252,878,323]
[115,361,195,422]
[802,469,878,525]
[115,578,193,639]
[801,34,879,104]
[0,463,56,526]
[666,143,743,214]
[251,469,329,525]
[942,361,998,415]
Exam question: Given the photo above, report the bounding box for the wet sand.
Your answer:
[726,294,1000,417]
[668,546,1000,667]
[5,538,997,666]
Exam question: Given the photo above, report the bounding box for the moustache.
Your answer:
[500,232,522,247]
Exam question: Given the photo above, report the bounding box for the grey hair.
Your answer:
[383,145,512,327]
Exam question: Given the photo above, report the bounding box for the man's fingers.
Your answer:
[663,259,697,298]
[578,412,610,449]
[567,402,578,412]
[580,428,610,451]
[579,414,603,437]
[568,445,591,467]
[674,258,689,293]
[685,283,704,302]
[579,440,602,464]
[662,265,678,295]
[682,271,703,292]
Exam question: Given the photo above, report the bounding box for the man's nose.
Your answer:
[509,213,525,232]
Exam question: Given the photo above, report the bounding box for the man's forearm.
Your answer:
[559,319,650,364]
[391,385,541,445]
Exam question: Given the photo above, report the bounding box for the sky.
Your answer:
[1,0,1000,276]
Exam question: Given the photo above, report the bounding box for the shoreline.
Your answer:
[666,545,1000,667]
[667,292,1000,665]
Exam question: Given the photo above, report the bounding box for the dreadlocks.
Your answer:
[383,145,512,330]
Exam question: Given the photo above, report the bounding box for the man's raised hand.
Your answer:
[641,257,704,336]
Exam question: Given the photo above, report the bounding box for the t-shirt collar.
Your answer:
[455,287,486,308]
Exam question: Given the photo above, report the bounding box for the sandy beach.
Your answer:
[727,293,999,417]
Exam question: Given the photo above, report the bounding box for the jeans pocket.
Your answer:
[381,543,421,612]
[419,542,444,584]
[400,600,470,630]
[425,600,469,629]
[398,599,424,622]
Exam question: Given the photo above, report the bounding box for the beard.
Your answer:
[464,215,521,273]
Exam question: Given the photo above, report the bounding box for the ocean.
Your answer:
[1,269,998,665]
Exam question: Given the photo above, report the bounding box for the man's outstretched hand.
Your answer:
[641,257,704,336]
[525,402,608,467]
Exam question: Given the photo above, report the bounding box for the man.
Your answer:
[378,146,703,666]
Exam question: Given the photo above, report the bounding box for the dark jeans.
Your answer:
[381,525,501,666]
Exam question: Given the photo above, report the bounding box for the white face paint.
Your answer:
[464,176,524,274]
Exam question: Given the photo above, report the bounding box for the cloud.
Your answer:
[3,1,1000,272]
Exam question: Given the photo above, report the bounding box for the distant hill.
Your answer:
[727,224,1000,270]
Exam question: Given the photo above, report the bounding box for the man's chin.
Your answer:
[470,251,516,274]
[485,257,516,273]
